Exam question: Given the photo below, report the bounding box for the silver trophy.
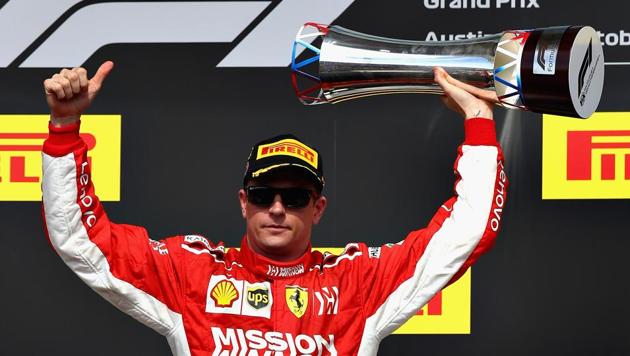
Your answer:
[290,23,604,118]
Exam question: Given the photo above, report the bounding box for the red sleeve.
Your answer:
[41,121,187,340]
[357,118,507,344]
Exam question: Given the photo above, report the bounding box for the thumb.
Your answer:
[90,60,114,87]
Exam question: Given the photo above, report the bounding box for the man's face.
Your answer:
[238,170,327,261]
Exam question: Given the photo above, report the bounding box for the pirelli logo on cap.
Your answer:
[256,139,318,169]
[0,115,121,201]
[543,112,630,199]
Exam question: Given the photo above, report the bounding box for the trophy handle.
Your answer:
[290,23,329,105]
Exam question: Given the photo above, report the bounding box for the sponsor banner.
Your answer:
[211,327,337,356]
[543,112,630,199]
[286,285,309,318]
[206,275,273,319]
[393,270,470,334]
[267,264,305,278]
[533,27,564,75]
[598,30,630,47]
[0,115,120,201]
[207,277,243,315]
[256,138,318,169]
[422,0,541,9]
[314,286,340,316]
[184,235,213,250]
[316,247,471,334]
[0,1,354,68]
[243,282,272,318]
[149,239,168,255]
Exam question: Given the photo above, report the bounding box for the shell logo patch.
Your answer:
[211,280,239,308]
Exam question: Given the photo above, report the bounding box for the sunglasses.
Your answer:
[245,186,315,209]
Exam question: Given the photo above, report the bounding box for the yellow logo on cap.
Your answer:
[257,139,318,169]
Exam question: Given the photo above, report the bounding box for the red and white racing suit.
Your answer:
[41,118,507,356]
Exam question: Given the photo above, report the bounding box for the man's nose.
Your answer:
[268,194,286,215]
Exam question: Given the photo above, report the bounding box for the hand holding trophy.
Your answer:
[291,24,604,118]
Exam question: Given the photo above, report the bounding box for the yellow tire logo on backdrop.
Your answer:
[317,248,471,334]
[393,269,470,334]
[0,115,120,201]
[543,112,630,199]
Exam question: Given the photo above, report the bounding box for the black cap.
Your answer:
[243,134,324,191]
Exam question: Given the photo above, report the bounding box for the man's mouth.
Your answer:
[263,224,290,231]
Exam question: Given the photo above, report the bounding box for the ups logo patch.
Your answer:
[247,287,270,309]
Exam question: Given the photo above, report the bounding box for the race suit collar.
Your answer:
[239,235,313,280]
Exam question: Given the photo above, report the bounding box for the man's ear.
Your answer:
[238,189,247,219]
[312,195,327,224]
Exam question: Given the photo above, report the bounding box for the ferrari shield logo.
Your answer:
[285,286,308,318]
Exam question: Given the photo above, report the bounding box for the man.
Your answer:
[41,61,507,356]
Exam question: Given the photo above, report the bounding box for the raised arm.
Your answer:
[356,67,507,354]
[41,63,189,354]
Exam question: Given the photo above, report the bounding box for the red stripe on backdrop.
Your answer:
[0,133,96,151]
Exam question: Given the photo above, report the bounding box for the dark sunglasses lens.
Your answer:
[247,187,275,206]
[281,188,311,208]
[247,187,312,208]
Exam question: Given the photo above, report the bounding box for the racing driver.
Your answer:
[41,61,507,355]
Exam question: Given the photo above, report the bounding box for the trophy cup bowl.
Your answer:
[290,23,604,119]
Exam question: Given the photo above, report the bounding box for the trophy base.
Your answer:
[520,26,604,119]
